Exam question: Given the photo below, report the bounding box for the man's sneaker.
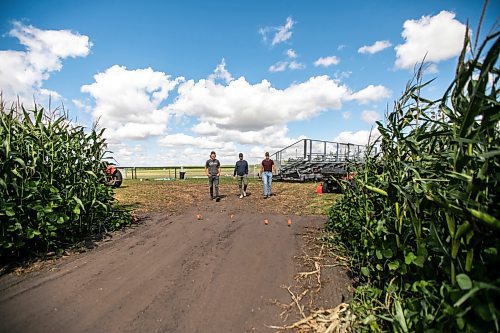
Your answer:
[239,194,243,199]
[243,191,247,197]
[215,197,220,202]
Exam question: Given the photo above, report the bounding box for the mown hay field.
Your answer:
[118,165,262,180]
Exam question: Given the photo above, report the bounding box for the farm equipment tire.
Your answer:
[322,182,329,194]
[322,177,344,193]
[105,169,123,188]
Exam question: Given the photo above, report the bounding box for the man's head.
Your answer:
[210,151,216,159]
[265,152,270,158]
[239,153,243,160]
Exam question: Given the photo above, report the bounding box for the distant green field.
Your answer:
[118,165,261,180]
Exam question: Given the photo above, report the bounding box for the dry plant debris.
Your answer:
[268,229,354,332]
[268,303,353,333]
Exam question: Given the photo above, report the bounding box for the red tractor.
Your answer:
[104,164,123,188]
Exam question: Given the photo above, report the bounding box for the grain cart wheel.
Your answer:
[112,169,123,188]
[322,181,329,193]
[105,167,123,188]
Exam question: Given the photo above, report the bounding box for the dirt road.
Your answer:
[0,182,349,332]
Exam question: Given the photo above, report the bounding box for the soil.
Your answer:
[0,181,351,333]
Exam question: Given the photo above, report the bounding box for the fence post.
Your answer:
[309,140,312,161]
[303,139,307,160]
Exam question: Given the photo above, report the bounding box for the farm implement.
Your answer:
[271,139,373,193]
[104,164,123,188]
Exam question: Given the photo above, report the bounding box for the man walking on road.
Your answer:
[260,152,276,199]
[233,153,248,199]
[205,151,221,201]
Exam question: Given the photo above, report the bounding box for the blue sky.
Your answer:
[0,0,498,166]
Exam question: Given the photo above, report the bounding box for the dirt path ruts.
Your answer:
[0,187,344,333]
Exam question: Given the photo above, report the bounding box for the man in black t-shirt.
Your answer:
[205,151,221,201]
[233,153,248,198]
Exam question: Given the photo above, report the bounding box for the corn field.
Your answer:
[0,103,131,262]
[326,31,499,331]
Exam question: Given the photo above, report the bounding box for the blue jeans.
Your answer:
[262,171,272,196]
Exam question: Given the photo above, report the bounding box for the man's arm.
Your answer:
[272,161,276,175]
[217,161,221,176]
[244,161,248,175]
[234,162,237,177]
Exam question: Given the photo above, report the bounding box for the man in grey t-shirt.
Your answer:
[205,151,221,201]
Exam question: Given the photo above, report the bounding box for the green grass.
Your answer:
[119,165,262,180]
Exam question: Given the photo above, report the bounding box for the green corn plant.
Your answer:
[326,29,499,332]
[1,102,131,262]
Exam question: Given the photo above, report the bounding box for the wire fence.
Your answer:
[118,165,262,180]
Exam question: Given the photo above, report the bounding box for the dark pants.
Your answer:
[209,175,219,198]
[236,175,248,195]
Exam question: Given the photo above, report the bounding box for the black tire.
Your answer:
[112,169,123,188]
[105,169,123,188]
[322,182,329,193]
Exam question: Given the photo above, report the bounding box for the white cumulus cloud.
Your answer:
[167,61,391,152]
[269,60,305,72]
[208,58,233,84]
[157,127,299,166]
[358,40,392,54]
[83,59,392,166]
[72,99,92,113]
[361,110,381,123]
[348,85,391,104]
[81,65,184,140]
[158,133,225,149]
[314,56,340,67]
[289,61,305,70]
[259,17,295,46]
[273,17,295,46]
[191,121,219,135]
[0,21,91,105]
[269,61,288,72]
[170,75,350,135]
[270,48,305,72]
[334,71,352,81]
[162,67,366,155]
[39,88,61,100]
[105,143,149,166]
[286,49,297,58]
[334,129,381,146]
[157,134,240,165]
[395,11,468,70]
